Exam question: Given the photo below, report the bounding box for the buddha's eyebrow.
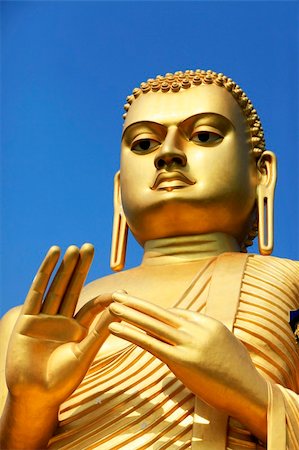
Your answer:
[180,113,235,131]
[122,121,166,140]
[122,113,234,140]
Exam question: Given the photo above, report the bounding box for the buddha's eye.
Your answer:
[191,131,223,145]
[131,138,160,154]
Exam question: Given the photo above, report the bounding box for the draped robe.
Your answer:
[48,254,299,450]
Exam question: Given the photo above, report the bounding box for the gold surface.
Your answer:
[0,70,298,450]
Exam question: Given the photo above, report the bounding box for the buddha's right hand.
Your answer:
[5,244,115,408]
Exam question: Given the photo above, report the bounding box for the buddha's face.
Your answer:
[120,84,259,245]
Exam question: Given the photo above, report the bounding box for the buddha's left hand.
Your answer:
[108,291,268,443]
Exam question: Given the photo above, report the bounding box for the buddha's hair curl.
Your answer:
[123,69,266,160]
[123,69,266,252]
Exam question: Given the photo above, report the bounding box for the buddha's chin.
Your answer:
[124,200,254,247]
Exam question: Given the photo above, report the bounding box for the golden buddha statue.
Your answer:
[0,70,298,450]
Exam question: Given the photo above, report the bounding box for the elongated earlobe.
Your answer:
[257,151,277,255]
[110,171,128,271]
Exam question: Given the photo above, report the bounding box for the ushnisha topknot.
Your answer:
[123,69,265,160]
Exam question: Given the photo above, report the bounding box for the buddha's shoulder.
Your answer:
[247,253,299,286]
[249,253,299,269]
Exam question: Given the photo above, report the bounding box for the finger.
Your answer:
[59,243,94,317]
[22,246,61,315]
[75,309,118,365]
[109,322,170,362]
[42,246,80,314]
[109,303,182,345]
[75,293,114,328]
[112,292,182,328]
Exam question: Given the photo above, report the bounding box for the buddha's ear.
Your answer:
[110,171,128,271]
[257,151,277,189]
[256,151,277,255]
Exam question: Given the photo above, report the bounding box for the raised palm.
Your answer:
[6,244,114,408]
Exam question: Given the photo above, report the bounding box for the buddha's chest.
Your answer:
[49,255,298,449]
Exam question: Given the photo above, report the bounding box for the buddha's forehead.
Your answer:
[123,84,246,130]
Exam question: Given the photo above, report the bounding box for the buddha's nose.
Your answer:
[154,127,187,169]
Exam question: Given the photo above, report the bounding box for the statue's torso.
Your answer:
[49,254,299,450]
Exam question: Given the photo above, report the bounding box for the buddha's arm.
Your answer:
[0,245,115,450]
[109,292,268,443]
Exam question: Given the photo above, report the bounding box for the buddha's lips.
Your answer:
[151,171,196,190]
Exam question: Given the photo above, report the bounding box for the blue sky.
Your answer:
[1,1,298,316]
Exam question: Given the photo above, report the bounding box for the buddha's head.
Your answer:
[112,70,276,269]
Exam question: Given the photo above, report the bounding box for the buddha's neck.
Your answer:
[142,232,240,266]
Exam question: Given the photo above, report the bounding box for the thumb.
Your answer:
[75,293,114,328]
[74,309,121,366]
